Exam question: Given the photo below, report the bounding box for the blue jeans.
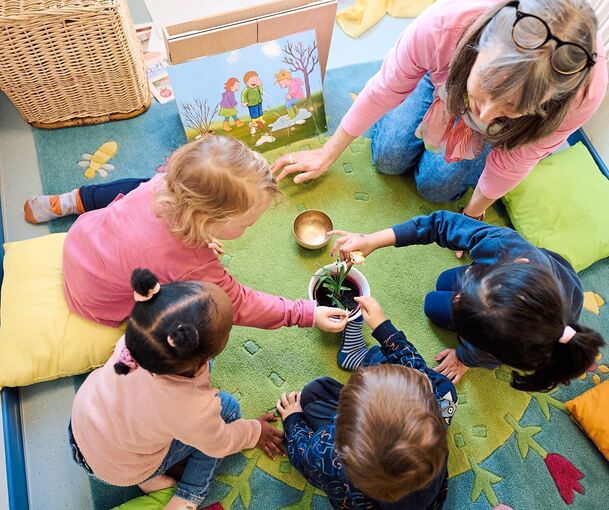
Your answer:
[248,103,263,120]
[79,178,149,212]
[370,74,491,202]
[424,266,500,369]
[69,391,240,506]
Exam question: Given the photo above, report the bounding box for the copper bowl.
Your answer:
[293,209,334,249]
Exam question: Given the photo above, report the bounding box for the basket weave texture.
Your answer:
[0,0,150,127]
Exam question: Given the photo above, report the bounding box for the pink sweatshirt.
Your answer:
[63,174,315,327]
[288,78,304,99]
[341,0,608,199]
[71,337,261,486]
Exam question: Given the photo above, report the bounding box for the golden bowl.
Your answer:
[293,209,334,250]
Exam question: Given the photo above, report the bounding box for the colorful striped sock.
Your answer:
[23,189,83,224]
[337,315,368,370]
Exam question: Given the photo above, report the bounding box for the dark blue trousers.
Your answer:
[79,178,149,212]
[424,266,500,369]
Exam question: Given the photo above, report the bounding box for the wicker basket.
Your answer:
[0,0,150,128]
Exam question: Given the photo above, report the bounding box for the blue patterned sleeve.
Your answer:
[370,320,459,426]
[283,414,354,508]
[371,320,429,370]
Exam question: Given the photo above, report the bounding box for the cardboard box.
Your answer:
[161,0,337,79]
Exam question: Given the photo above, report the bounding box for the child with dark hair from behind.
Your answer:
[276,296,457,510]
[69,269,283,510]
[330,211,606,391]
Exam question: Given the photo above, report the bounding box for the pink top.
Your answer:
[63,174,315,328]
[288,78,305,99]
[341,0,608,199]
[71,337,261,486]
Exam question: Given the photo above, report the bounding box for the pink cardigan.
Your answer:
[63,174,315,328]
[71,337,261,486]
[341,0,608,199]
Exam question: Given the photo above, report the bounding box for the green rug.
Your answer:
[33,63,609,509]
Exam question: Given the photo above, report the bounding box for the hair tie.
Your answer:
[559,325,577,344]
[134,282,161,302]
[118,347,138,371]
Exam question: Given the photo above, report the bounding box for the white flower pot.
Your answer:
[308,261,371,322]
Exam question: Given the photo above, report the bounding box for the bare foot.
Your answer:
[163,495,197,510]
[138,473,176,494]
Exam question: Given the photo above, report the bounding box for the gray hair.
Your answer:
[477,0,597,115]
[445,0,597,150]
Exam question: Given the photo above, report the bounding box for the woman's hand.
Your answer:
[276,391,303,420]
[433,348,469,384]
[314,306,349,333]
[270,148,333,184]
[270,126,356,184]
[354,296,386,330]
[255,412,285,460]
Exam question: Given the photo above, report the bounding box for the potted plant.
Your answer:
[308,255,370,322]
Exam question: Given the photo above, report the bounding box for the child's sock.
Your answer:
[338,315,368,370]
[23,189,84,224]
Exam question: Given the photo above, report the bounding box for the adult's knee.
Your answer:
[416,179,466,203]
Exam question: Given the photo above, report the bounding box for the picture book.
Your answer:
[167,29,327,151]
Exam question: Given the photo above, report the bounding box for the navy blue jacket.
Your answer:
[392,211,583,321]
[283,320,458,510]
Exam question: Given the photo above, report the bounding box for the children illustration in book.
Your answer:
[275,70,304,119]
[168,29,327,151]
[219,77,244,131]
[241,71,265,130]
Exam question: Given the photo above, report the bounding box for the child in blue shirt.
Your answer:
[276,296,457,510]
[330,211,605,391]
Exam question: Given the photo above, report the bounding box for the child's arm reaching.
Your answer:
[178,397,284,460]
[358,296,458,425]
[182,252,347,333]
[356,296,429,371]
[331,211,529,265]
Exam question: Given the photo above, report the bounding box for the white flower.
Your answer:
[349,251,365,265]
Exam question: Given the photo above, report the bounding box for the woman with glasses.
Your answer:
[272,0,606,223]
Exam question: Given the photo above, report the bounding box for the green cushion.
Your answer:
[113,488,174,510]
[503,142,609,271]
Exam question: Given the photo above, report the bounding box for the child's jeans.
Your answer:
[424,266,500,369]
[68,391,240,507]
[79,178,149,212]
[370,73,491,203]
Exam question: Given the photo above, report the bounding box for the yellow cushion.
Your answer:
[0,233,124,388]
[566,379,609,461]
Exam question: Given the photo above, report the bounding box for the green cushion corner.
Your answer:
[502,142,609,272]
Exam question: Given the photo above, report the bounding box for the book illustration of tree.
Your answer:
[179,98,219,138]
[281,40,318,99]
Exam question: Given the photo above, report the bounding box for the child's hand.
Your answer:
[354,296,386,330]
[207,237,224,257]
[329,231,374,260]
[255,412,285,460]
[434,349,469,384]
[242,102,248,107]
[315,306,348,333]
[329,228,396,261]
[276,391,302,420]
